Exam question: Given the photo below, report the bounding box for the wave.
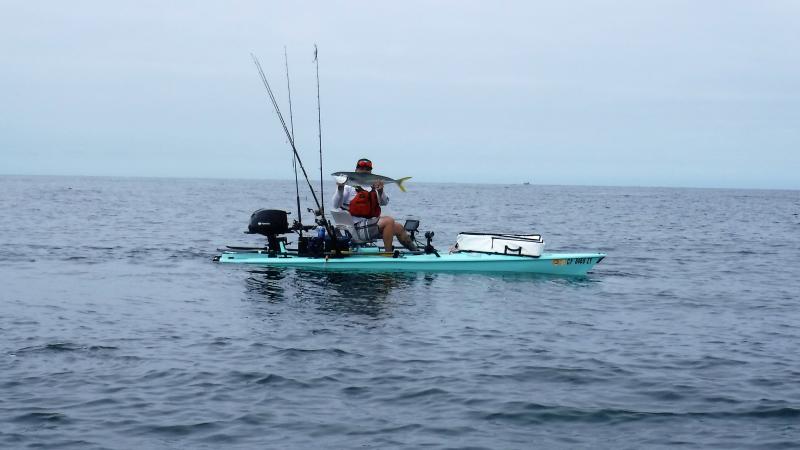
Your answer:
[480,402,800,425]
[9,342,119,356]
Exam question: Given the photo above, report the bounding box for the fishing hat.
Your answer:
[355,158,373,170]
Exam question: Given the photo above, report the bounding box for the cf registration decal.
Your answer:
[552,258,594,266]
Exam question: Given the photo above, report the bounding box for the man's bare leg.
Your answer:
[378,217,396,251]
[393,222,418,251]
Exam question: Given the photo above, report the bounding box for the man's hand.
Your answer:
[372,180,384,191]
[336,175,347,190]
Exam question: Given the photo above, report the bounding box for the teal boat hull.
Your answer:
[216,250,605,276]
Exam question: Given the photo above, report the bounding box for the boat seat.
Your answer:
[330,209,377,245]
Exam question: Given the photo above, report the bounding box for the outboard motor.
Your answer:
[248,209,289,235]
[246,209,290,254]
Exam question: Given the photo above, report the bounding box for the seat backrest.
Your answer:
[330,209,371,244]
[330,208,356,227]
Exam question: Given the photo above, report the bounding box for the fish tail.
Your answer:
[396,177,412,192]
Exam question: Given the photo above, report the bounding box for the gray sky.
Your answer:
[1,1,798,189]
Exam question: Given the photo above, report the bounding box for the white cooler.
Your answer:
[454,232,545,257]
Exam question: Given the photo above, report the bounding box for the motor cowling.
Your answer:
[247,209,289,236]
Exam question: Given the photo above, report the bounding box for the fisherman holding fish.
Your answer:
[332,158,417,252]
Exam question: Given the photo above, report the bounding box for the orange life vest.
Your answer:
[348,188,381,218]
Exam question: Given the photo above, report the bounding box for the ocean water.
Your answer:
[1,175,798,449]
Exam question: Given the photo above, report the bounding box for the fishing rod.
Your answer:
[251,53,322,209]
[284,46,302,231]
[314,44,325,217]
[250,53,340,253]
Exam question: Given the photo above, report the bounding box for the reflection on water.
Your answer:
[242,266,597,319]
[244,268,422,317]
[484,271,597,285]
[244,268,290,303]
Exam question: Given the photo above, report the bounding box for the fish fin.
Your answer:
[396,177,412,192]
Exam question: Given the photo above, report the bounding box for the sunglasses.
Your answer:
[356,161,373,169]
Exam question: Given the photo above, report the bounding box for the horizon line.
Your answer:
[1,172,797,192]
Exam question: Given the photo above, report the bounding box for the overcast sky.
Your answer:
[1,1,798,189]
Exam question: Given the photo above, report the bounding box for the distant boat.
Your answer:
[523,182,531,185]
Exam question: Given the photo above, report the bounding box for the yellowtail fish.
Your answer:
[331,172,412,192]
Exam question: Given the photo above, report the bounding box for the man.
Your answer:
[331,158,417,252]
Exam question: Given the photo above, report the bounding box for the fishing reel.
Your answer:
[306,207,329,227]
[290,220,317,232]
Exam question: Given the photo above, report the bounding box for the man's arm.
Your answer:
[332,183,346,209]
[378,189,389,206]
[374,181,389,205]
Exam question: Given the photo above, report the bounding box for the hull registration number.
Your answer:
[552,257,594,266]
